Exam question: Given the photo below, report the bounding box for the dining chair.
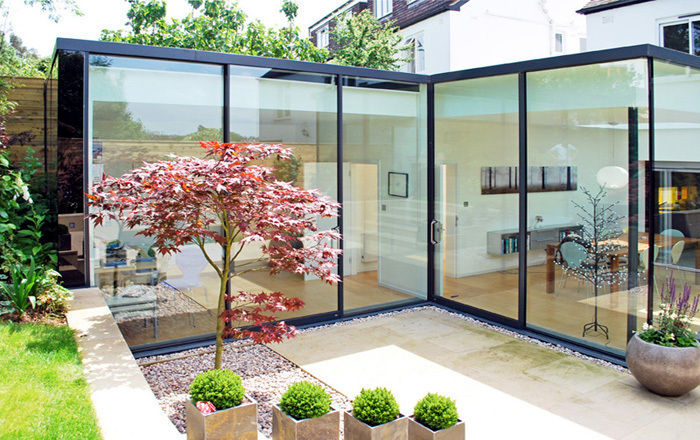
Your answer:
[660,229,685,238]
[659,229,685,263]
[559,241,590,295]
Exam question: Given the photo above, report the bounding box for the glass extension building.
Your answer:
[47,38,700,361]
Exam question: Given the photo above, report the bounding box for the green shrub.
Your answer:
[190,369,245,411]
[279,381,331,420]
[352,387,400,426]
[413,393,459,431]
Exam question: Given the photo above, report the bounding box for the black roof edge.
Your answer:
[53,39,700,86]
[447,0,471,11]
[576,0,655,15]
[54,37,430,83]
[431,44,700,83]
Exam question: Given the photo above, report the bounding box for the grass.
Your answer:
[0,321,101,440]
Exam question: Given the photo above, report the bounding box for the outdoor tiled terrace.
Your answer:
[272,307,700,439]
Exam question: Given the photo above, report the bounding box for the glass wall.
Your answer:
[227,67,339,321]
[434,75,520,320]
[526,60,649,354]
[652,60,700,338]
[88,56,224,346]
[342,78,428,312]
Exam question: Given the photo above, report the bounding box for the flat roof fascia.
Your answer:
[55,37,430,84]
[577,0,656,15]
[430,44,700,83]
[56,39,700,86]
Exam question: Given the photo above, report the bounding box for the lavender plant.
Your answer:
[638,271,700,347]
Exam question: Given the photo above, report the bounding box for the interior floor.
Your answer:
[442,263,699,352]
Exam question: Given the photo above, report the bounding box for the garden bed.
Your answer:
[139,341,352,438]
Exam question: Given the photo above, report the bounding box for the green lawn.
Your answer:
[0,321,101,440]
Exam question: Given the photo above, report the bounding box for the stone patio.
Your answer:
[270,307,700,439]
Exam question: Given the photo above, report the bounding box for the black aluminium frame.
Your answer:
[50,38,700,360]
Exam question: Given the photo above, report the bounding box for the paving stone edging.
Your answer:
[67,288,183,440]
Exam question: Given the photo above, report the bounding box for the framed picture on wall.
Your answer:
[388,172,409,198]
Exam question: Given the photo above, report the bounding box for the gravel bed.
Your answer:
[139,343,351,438]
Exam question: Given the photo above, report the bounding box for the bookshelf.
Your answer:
[487,223,582,256]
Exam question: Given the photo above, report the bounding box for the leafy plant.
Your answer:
[279,381,331,420]
[35,269,72,315]
[638,271,699,348]
[413,393,459,431]
[352,387,400,427]
[88,142,340,370]
[330,10,410,70]
[190,369,245,411]
[0,259,39,316]
[101,0,327,63]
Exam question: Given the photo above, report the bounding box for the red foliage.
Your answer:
[88,142,341,350]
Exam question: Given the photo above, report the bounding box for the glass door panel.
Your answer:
[342,78,428,313]
[433,75,520,319]
[228,67,339,321]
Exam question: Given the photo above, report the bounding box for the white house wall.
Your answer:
[585,0,700,51]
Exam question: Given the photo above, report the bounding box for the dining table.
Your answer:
[545,233,700,294]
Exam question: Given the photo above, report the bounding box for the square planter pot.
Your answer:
[408,417,465,440]
[272,404,340,440]
[185,396,258,440]
[343,411,408,440]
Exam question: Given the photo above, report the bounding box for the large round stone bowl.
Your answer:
[626,334,700,397]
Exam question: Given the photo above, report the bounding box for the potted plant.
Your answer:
[272,381,340,440]
[185,369,258,440]
[344,387,407,440]
[627,272,700,396]
[409,393,465,440]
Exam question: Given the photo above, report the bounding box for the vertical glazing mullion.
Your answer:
[223,64,231,306]
[82,51,91,287]
[427,82,435,301]
[518,71,527,328]
[646,57,656,325]
[337,74,344,317]
[627,106,639,342]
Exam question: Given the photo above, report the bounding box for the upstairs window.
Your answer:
[318,25,330,48]
[555,33,564,53]
[375,0,392,19]
[661,17,700,56]
[404,34,425,73]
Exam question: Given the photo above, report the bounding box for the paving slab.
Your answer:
[67,288,184,440]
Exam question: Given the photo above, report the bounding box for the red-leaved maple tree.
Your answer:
[88,141,341,369]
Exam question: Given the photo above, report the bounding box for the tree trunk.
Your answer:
[214,249,230,370]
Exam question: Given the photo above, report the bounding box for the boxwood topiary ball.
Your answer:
[352,387,400,426]
[279,381,332,420]
[190,369,245,411]
[413,393,459,431]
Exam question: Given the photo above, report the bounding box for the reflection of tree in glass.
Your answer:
[92,102,148,140]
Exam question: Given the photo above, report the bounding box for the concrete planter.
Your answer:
[343,411,408,440]
[407,417,465,440]
[626,334,700,397]
[185,396,258,440]
[271,404,340,440]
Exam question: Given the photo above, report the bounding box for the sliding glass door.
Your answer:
[433,74,520,320]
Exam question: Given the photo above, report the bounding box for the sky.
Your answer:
[5,0,333,57]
